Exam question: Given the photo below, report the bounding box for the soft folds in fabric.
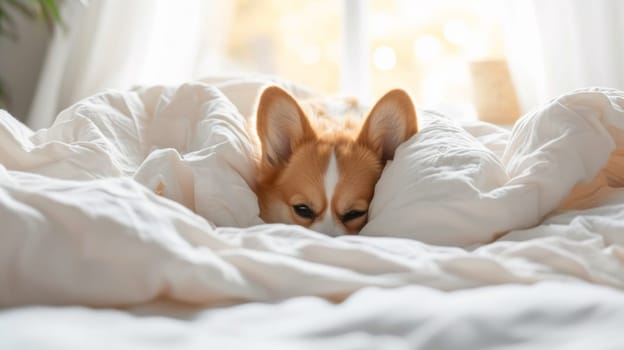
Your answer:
[2,81,624,308]
[0,82,262,227]
[364,89,624,246]
[362,112,509,245]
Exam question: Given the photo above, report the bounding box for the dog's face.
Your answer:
[254,86,418,236]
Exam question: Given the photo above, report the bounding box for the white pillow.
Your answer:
[360,111,510,246]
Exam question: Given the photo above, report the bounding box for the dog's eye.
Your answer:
[342,210,366,222]
[293,204,315,219]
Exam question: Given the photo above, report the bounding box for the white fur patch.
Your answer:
[324,150,339,205]
[310,150,346,236]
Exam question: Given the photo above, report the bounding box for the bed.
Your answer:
[1,77,624,349]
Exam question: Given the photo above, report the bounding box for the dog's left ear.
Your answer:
[256,86,317,166]
[357,89,418,161]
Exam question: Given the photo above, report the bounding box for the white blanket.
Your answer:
[2,282,623,349]
[1,80,624,310]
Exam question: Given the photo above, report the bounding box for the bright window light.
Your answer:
[373,46,397,71]
[299,45,321,65]
[217,0,506,121]
[443,20,469,45]
[413,35,443,62]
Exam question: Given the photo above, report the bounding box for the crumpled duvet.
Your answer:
[1,79,623,307]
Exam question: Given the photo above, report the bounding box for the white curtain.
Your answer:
[27,0,234,129]
[29,0,624,127]
[504,0,624,112]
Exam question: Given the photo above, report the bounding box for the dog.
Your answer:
[253,85,418,236]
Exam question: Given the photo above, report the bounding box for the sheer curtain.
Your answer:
[504,0,624,112]
[28,0,624,128]
[27,0,234,129]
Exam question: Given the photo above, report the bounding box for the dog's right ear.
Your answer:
[256,86,316,166]
[357,89,418,162]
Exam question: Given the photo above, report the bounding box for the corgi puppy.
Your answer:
[253,86,418,236]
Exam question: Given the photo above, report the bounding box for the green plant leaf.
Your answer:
[0,0,64,108]
[0,0,65,39]
[37,0,64,30]
[39,0,62,23]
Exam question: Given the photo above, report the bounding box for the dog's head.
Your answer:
[254,86,418,235]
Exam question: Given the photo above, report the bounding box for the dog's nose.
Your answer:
[310,217,346,237]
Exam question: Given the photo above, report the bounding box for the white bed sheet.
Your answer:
[2,282,623,350]
[1,78,624,348]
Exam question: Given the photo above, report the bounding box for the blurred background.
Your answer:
[1,0,624,129]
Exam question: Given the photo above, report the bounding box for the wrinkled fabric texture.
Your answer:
[1,81,624,312]
[2,282,624,350]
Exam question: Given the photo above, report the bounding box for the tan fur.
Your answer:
[253,86,418,235]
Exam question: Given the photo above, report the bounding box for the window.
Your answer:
[225,0,341,93]
[207,0,512,121]
[368,0,507,120]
